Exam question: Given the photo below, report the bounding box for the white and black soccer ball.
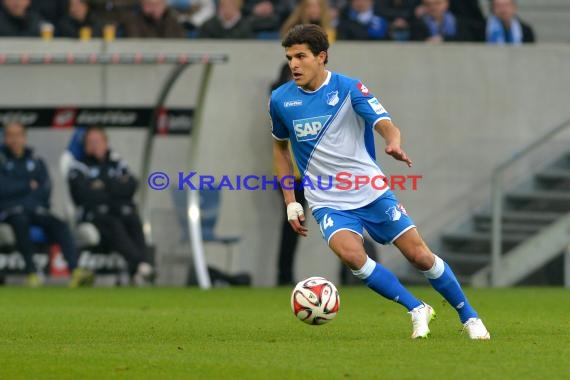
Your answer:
[291,276,340,325]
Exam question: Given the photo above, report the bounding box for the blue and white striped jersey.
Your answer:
[270,71,392,210]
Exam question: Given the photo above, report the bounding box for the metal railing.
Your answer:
[490,118,570,286]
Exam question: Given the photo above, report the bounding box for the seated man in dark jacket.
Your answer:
[199,0,254,39]
[410,0,482,42]
[121,0,186,38]
[0,0,43,37]
[0,121,93,287]
[56,0,104,38]
[486,0,534,44]
[337,0,390,41]
[68,126,154,285]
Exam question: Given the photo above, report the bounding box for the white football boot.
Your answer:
[409,303,436,339]
[463,318,491,340]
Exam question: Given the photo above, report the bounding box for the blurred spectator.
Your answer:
[327,0,345,27]
[376,0,418,21]
[280,0,336,42]
[376,0,419,41]
[68,126,154,285]
[0,0,42,37]
[57,0,104,38]
[31,0,68,25]
[242,0,283,34]
[199,0,254,39]
[448,0,484,24]
[487,0,534,44]
[122,0,186,38]
[168,0,215,31]
[448,0,485,41]
[410,0,481,42]
[337,0,389,41]
[0,122,93,287]
[88,0,136,28]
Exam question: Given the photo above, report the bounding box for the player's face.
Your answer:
[141,0,166,20]
[84,130,108,161]
[3,122,27,157]
[285,44,327,91]
[3,0,30,18]
[493,0,516,22]
[424,0,448,19]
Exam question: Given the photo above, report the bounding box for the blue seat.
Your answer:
[29,226,48,244]
[171,187,241,270]
[256,31,280,40]
[67,127,86,161]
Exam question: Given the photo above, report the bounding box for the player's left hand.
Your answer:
[385,145,413,167]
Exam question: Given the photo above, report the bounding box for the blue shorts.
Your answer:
[312,190,416,245]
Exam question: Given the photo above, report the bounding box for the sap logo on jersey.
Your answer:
[293,115,331,141]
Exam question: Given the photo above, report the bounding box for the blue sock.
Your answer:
[352,257,422,311]
[423,256,478,323]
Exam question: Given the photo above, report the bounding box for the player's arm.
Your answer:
[374,119,413,167]
[273,139,308,237]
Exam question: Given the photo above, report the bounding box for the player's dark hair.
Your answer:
[282,24,329,64]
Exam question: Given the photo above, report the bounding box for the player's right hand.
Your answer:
[287,202,308,237]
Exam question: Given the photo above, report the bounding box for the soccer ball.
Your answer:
[291,276,340,325]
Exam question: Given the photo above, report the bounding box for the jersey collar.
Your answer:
[298,70,331,94]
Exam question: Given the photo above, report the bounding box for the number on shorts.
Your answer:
[321,214,334,230]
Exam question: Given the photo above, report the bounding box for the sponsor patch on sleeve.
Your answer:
[367,97,387,115]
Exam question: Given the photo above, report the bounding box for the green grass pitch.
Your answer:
[0,287,568,379]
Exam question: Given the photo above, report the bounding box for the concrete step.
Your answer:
[536,168,570,181]
[442,252,490,265]
[535,168,570,190]
[441,252,490,277]
[517,2,570,42]
[505,190,570,212]
[474,221,546,234]
[473,210,564,224]
[441,231,526,253]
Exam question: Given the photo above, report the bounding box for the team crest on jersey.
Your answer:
[357,83,369,96]
[292,115,331,142]
[385,206,401,221]
[385,204,407,222]
[284,100,302,108]
[326,91,339,106]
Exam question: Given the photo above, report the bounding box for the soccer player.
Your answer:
[270,24,490,339]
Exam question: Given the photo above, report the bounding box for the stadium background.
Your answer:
[1,1,569,379]
[1,37,569,286]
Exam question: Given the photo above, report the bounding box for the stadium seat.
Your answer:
[170,186,241,271]
[59,127,100,247]
[255,31,280,40]
[0,223,52,274]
